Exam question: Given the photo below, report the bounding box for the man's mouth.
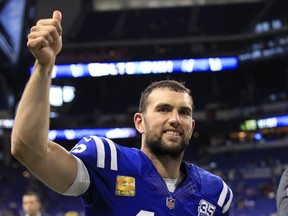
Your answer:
[165,130,181,136]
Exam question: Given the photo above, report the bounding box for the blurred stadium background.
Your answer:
[1,0,288,215]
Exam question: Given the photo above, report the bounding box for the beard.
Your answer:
[145,131,189,159]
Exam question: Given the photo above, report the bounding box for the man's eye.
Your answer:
[159,107,169,112]
[181,110,191,116]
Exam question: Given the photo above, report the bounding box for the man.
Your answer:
[11,10,233,215]
[277,168,288,216]
[22,191,42,216]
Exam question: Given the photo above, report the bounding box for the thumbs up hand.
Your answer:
[27,10,63,66]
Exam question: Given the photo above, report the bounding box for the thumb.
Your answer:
[52,10,62,23]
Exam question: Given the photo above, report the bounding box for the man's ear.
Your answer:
[134,113,145,134]
[190,119,196,138]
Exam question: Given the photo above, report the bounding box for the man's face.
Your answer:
[22,195,40,216]
[140,88,195,158]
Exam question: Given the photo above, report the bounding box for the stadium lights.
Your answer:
[0,119,137,139]
[30,57,238,78]
[240,114,288,131]
[48,128,138,140]
[50,85,75,107]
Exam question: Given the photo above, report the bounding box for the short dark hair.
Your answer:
[138,80,194,113]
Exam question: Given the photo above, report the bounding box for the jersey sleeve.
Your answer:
[207,175,233,215]
[70,135,119,172]
[192,165,234,215]
[69,136,120,203]
[217,179,233,215]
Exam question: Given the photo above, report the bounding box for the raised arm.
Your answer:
[11,10,78,194]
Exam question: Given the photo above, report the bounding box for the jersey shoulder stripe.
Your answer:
[223,187,233,213]
[90,136,118,171]
[217,180,228,207]
[217,180,233,213]
[71,136,119,171]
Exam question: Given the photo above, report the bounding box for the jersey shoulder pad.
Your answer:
[186,163,233,214]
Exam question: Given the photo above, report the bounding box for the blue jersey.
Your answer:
[70,136,233,216]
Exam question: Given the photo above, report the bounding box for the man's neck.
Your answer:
[142,147,183,179]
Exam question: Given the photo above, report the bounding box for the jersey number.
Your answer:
[71,143,87,153]
[136,210,155,216]
[198,199,216,216]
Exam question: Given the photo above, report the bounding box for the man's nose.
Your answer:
[168,111,181,127]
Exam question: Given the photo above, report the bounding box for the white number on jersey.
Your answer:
[198,199,216,216]
[71,143,87,153]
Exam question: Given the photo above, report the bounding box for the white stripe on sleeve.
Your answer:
[222,188,233,213]
[104,138,118,171]
[217,180,228,207]
[91,136,105,169]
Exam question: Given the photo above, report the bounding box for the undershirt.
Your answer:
[163,172,185,192]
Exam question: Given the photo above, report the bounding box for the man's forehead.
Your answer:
[148,88,192,105]
[23,195,37,200]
